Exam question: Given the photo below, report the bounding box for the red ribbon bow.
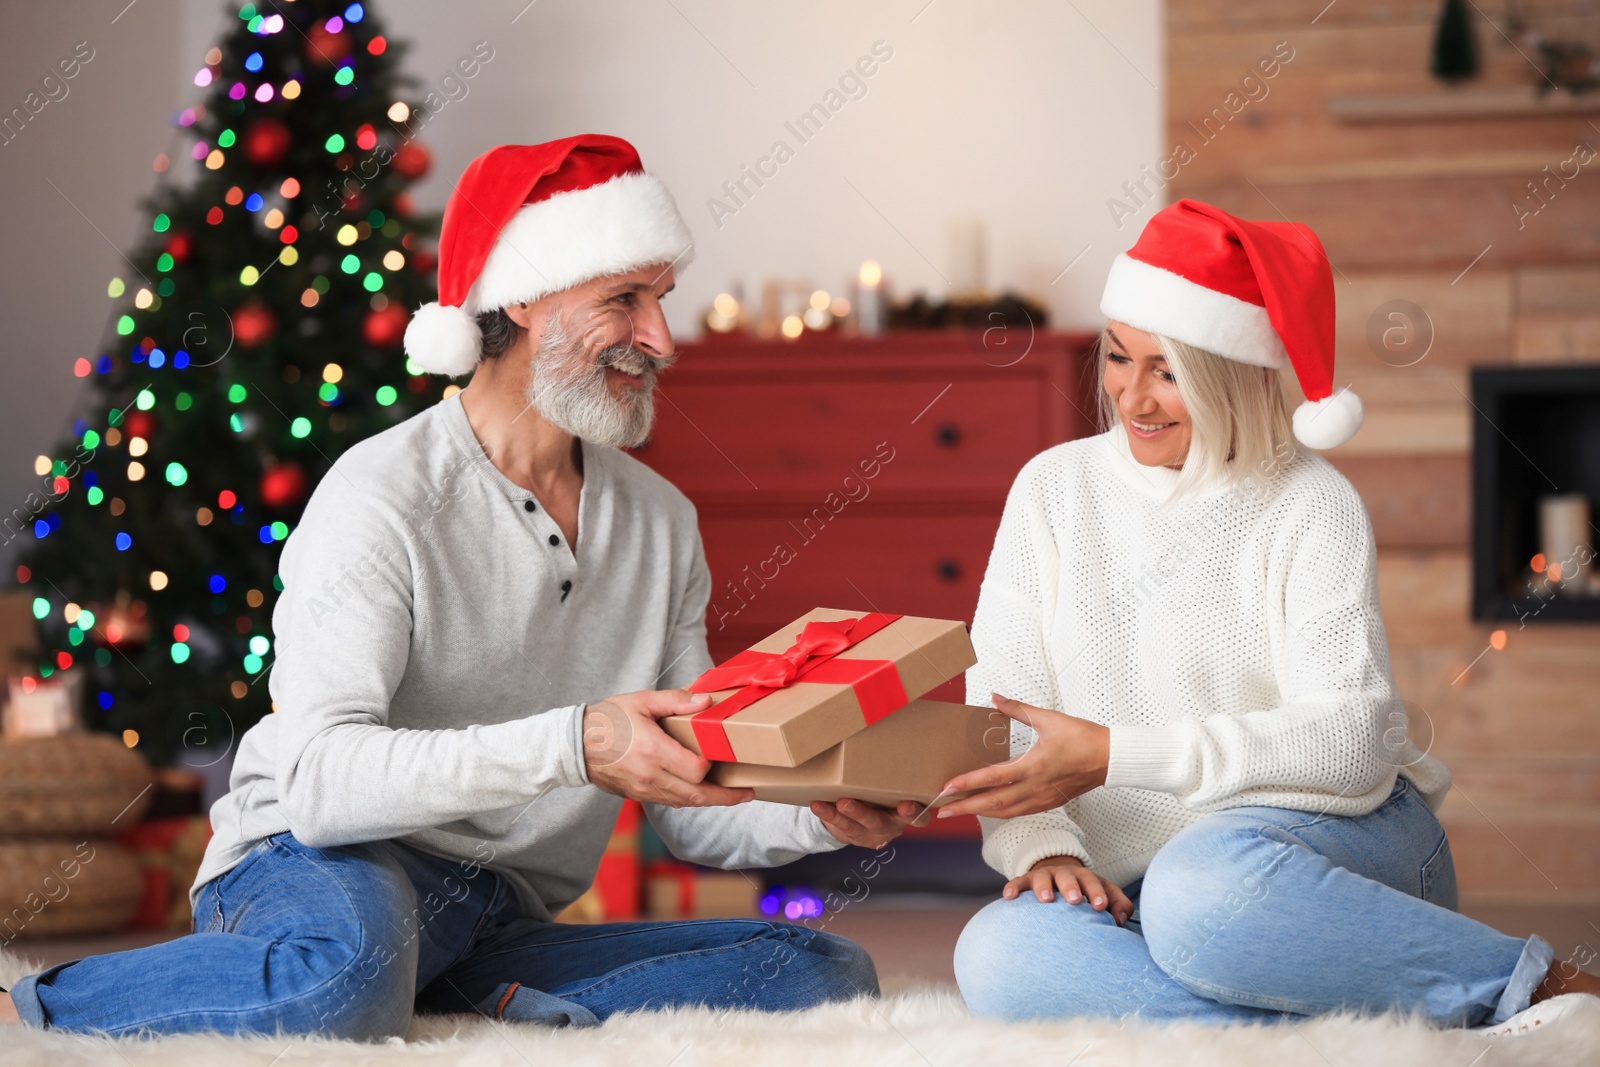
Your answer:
[686,612,906,762]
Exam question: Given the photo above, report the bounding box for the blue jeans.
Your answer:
[955,777,1554,1027]
[12,833,878,1039]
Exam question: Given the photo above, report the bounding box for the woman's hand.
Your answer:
[934,694,1111,820]
[1005,855,1134,926]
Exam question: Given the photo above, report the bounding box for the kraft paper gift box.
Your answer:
[707,698,1011,808]
[661,608,977,769]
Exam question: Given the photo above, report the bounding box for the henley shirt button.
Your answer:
[560,579,573,602]
[548,534,560,546]
[523,500,537,513]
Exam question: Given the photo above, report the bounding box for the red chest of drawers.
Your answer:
[631,329,1101,705]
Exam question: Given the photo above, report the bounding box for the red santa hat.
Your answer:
[1099,198,1361,450]
[403,134,694,376]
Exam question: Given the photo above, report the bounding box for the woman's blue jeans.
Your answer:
[955,777,1554,1027]
[12,833,879,1039]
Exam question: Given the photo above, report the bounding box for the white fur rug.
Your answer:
[5,950,1597,1065]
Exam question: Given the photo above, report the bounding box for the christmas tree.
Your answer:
[13,0,450,764]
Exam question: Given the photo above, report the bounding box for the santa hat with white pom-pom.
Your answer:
[403,134,694,377]
[1099,198,1362,450]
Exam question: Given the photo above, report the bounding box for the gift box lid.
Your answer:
[662,608,975,768]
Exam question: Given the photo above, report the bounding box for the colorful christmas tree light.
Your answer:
[15,0,446,763]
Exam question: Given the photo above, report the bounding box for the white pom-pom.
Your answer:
[1293,387,1364,450]
[402,302,481,377]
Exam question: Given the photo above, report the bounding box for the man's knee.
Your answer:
[725,921,879,1009]
[796,927,879,1001]
[268,844,422,1041]
[295,932,420,1041]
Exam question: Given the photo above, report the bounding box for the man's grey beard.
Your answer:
[524,318,673,448]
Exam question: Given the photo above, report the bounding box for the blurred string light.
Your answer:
[758,885,825,920]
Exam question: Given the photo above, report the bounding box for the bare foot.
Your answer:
[1530,959,1600,1006]
[0,991,18,1024]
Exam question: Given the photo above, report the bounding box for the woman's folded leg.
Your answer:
[1134,780,1552,1027]
[953,890,1287,1024]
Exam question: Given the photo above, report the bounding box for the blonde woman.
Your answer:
[939,200,1598,1033]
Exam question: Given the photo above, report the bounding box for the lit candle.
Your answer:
[857,259,885,336]
[1539,493,1591,587]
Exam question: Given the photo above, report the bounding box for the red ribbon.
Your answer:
[686,613,906,762]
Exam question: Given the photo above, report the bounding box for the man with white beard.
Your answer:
[3,135,910,1040]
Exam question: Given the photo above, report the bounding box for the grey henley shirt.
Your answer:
[195,391,841,918]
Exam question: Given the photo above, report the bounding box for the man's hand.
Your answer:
[810,798,921,849]
[934,693,1110,820]
[582,690,756,808]
[1004,855,1134,926]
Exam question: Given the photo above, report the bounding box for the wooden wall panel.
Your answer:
[1173,177,1600,271]
[1441,813,1600,904]
[1330,455,1469,546]
[1165,29,1600,191]
[1169,0,1592,33]
[1333,271,1512,369]
[1515,265,1600,361]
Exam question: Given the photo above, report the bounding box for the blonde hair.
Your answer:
[1095,329,1297,501]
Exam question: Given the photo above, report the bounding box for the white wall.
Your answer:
[0,0,1162,563]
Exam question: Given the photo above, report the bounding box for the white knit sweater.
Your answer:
[971,421,1452,889]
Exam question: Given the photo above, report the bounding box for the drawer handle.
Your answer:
[935,422,962,448]
[935,557,963,583]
